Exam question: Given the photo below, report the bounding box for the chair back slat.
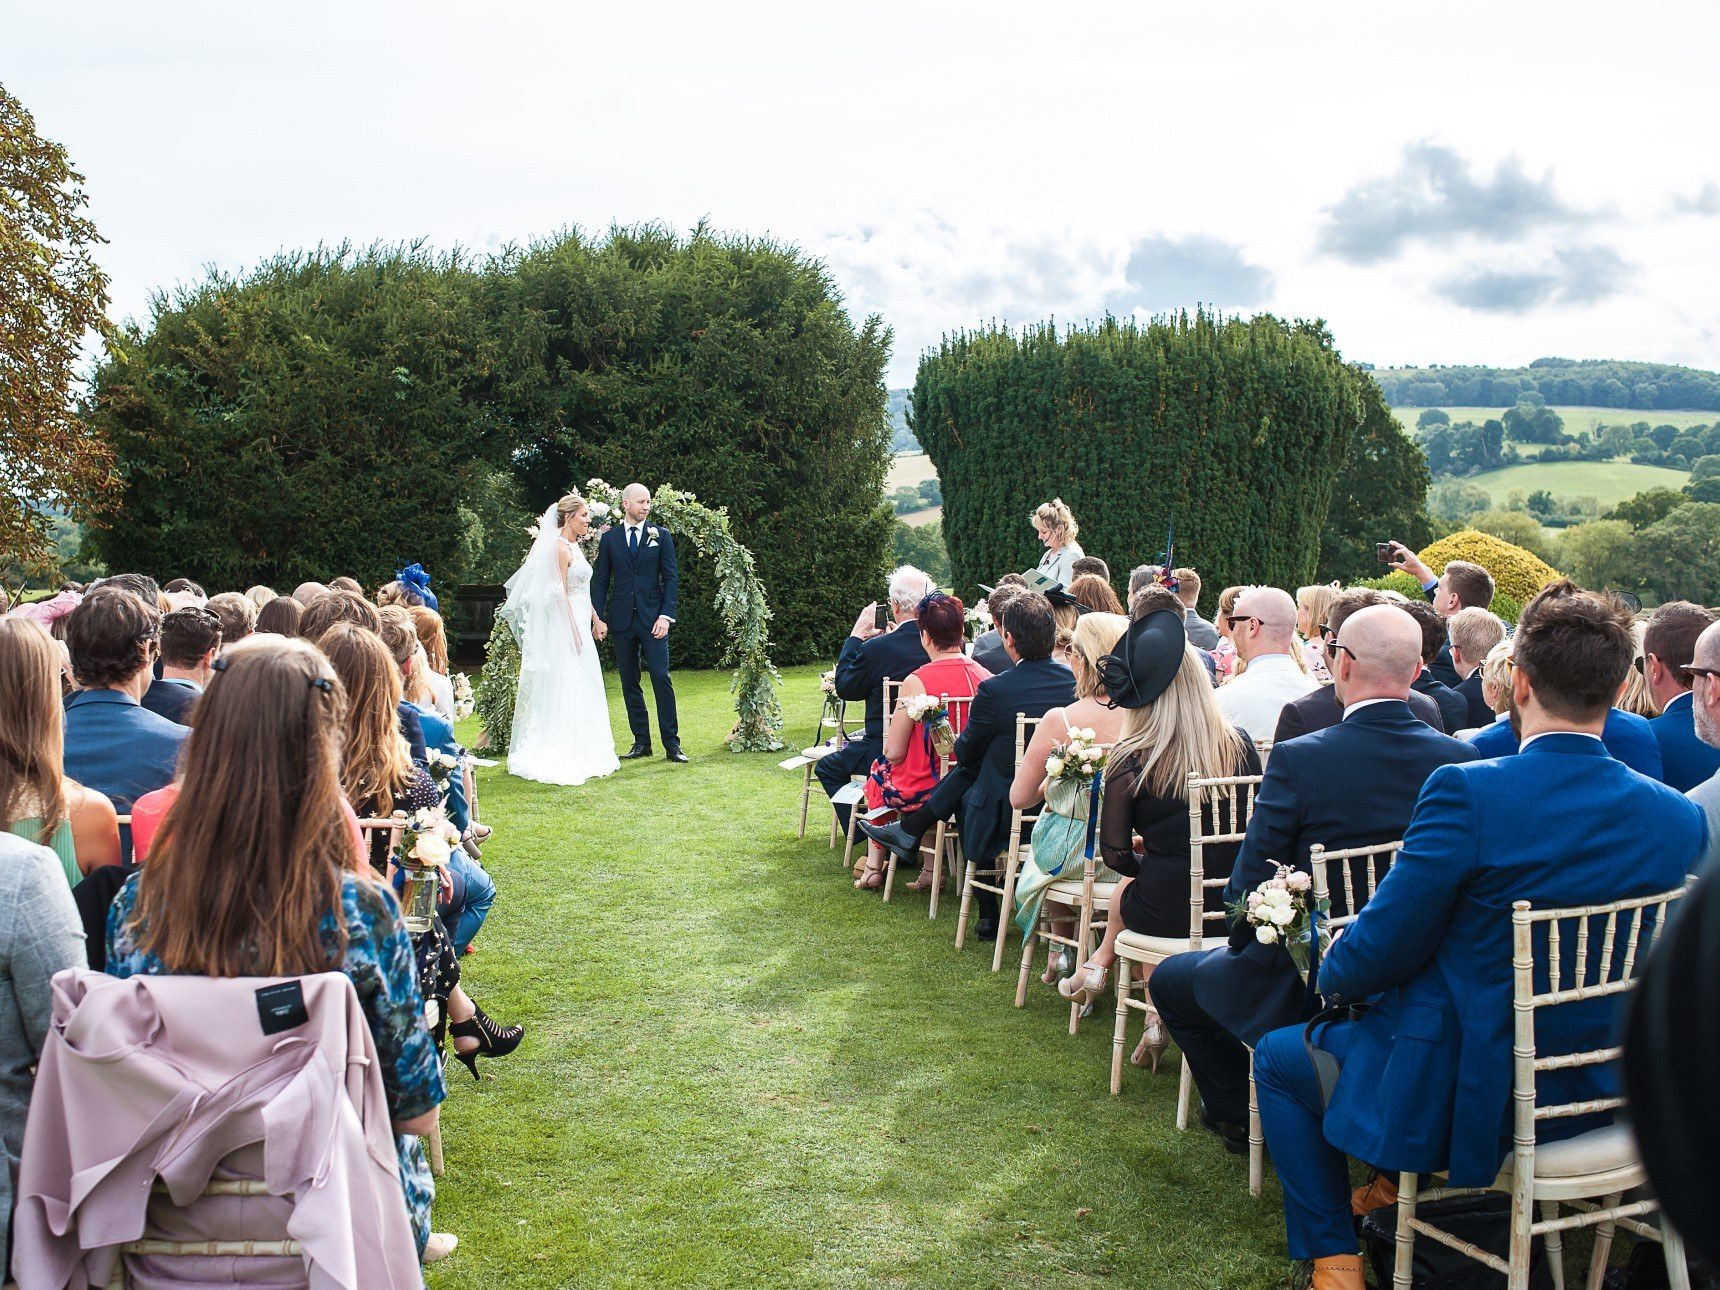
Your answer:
[1253,736,1273,769]
[1510,884,1689,1143]
[882,676,904,720]
[1185,771,1265,946]
[1307,840,1403,927]
[934,694,973,779]
[1010,714,1043,829]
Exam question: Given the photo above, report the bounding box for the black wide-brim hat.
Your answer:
[1098,608,1187,709]
[1044,586,1088,613]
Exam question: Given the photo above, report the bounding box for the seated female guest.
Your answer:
[254,594,303,638]
[1295,582,1339,684]
[1058,610,1260,1070]
[1067,573,1123,617]
[104,638,455,1261]
[0,619,121,885]
[409,606,456,722]
[1212,584,1246,682]
[852,594,989,891]
[1010,613,1130,970]
[1031,498,1085,588]
[318,624,513,1040]
[1,832,84,1275]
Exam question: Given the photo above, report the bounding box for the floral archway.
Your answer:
[473,479,784,754]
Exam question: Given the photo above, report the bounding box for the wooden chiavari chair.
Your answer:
[842,678,903,872]
[880,694,973,920]
[955,713,1040,973]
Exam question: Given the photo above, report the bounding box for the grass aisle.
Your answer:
[435,665,1285,1288]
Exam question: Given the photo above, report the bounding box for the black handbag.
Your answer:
[1359,1192,1551,1289]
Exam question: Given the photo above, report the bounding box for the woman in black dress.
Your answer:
[1058,609,1258,1070]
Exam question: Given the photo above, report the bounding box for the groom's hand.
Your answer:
[652,616,671,640]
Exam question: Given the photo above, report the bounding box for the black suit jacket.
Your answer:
[1193,701,1480,1046]
[141,677,199,726]
[832,621,930,739]
[1412,672,1469,735]
[1272,684,1445,742]
[1455,670,1493,728]
[592,523,680,633]
[953,657,1076,863]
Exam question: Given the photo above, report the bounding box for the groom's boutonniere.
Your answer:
[645,527,660,548]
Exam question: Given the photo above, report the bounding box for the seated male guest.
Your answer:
[1151,605,1478,1153]
[63,590,191,820]
[971,582,1025,675]
[1383,543,1494,687]
[1401,601,1469,734]
[1682,619,1720,857]
[1272,590,1446,741]
[1173,567,1220,650]
[860,592,1075,936]
[141,606,221,725]
[1445,605,1507,729]
[1251,582,1704,1289]
[815,566,937,826]
[1215,587,1317,740]
[1068,556,1110,584]
[206,590,257,651]
[1467,677,1665,780]
[1643,600,1720,791]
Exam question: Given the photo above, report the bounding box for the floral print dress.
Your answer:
[106,871,447,1255]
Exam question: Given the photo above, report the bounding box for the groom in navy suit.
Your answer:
[592,483,686,763]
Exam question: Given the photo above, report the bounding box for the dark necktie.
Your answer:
[629,526,638,555]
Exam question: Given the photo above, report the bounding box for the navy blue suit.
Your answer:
[815,622,931,816]
[1648,691,1720,792]
[1412,671,1468,735]
[1469,706,1665,781]
[1253,734,1703,1259]
[1151,700,1479,1126]
[1418,580,1465,688]
[1272,684,1445,742]
[592,521,681,748]
[1455,669,1493,728]
[141,677,200,726]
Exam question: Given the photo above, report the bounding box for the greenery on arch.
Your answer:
[474,479,784,754]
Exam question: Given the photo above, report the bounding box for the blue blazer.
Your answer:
[832,622,931,740]
[1315,734,1703,1185]
[952,658,1075,864]
[410,702,469,832]
[1648,692,1720,792]
[1412,673,1468,736]
[591,523,680,633]
[1469,708,1665,782]
[1192,701,1479,1045]
[141,677,200,726]
[63,689,189,814]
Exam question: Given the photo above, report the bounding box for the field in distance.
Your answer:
[888,453,939,491]
[1461,460,1689,508]
[1390,406,1716,437]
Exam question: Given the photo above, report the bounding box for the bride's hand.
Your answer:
[592,619,608,642]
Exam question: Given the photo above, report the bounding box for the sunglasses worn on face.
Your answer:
[1225,615,1259,629]
[1683,665,1719,682]
[1329,642,1360,664]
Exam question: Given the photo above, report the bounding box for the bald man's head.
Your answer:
[1691,620,1720,748]
[622,482,652,524]
[291,581,328,607]
[1232,586,1299,662]
[1332,605,1424,707]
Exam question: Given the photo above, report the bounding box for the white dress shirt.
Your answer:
[1216,653,1320,741]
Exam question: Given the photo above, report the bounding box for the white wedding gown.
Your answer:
[507,538,620,786]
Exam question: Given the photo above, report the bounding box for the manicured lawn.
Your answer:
[1461,460,1689,508]
[433,664,1289,1288]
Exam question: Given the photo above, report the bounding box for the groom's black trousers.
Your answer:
[612,624,679,745]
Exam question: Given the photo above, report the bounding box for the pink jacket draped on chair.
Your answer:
[13,969,421,1290]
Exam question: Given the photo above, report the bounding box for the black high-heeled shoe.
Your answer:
[448,1004,523,1079]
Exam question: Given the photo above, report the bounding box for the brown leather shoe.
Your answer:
[1350,1173,1399,1216]
[1311,1254,1364,1290]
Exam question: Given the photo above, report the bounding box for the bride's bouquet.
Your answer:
[1230,863,1330,982]
[900,692,956,757]
[1044,726,1106,819]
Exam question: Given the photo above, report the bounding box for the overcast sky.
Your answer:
[11,0,1720,389]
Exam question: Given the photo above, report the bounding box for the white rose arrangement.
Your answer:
[1230,862,1330,982]
[900,692,956,757]
[1043,726,1107,819]
[391,807,462,934]
[964,603,993,638]
[451,671,474,721]
[424,748,461,791]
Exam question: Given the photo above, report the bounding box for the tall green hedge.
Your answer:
[85,245,507,593]
[1317,378,1433,583]
[484,224,894,667]
[912,313,1362,611]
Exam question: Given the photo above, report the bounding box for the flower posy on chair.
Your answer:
[1231,863,1329,981]
[1044,726,1106,819]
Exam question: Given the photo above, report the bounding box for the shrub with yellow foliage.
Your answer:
[1418,529,1563,605]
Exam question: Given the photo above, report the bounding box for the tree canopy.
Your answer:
[1374,358,1720,410]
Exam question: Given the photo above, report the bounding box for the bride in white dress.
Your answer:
[499,492,620,785]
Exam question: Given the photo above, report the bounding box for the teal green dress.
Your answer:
[9,818,80,888]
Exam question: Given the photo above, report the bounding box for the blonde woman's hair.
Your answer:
[556,492,587,524]
[1106,646,1248,800]
[1068,612,1128,699]
[1032,498,1079,543]
[1479,639,1514,716]
[1296,583,1340,639]
[244,585,276,609]
[1617,622,1657,718]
